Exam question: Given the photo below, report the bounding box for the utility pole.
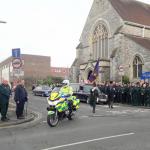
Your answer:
[0,20,7,24]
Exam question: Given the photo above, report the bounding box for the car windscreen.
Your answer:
[42,86,50,90]
[83,85,93,93]
[52,87,61,93]
[70,83,80,92]
[35,86,42,90]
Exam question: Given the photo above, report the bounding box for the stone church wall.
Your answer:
[120,36,150,81]
[78,0,124,64]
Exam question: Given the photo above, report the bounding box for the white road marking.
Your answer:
[79,115,88,118]
[41,132,134,150]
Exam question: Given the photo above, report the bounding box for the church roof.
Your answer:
[109,0,150,26]
[126,35,150,50]
[76,43,83,49]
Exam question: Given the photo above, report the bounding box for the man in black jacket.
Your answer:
[107,81,116,109]
[14,79,28,119]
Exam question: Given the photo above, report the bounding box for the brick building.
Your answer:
[0,54,51,84]
[71,0,150,83]
[50,67,70,79]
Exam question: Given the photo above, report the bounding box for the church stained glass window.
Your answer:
[133,56,143,78]
[92,24,108,60]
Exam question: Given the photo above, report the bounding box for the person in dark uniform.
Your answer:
[107,81,116,109]
[0,80,11,121]
[89,82,99,113]
[140,83,146,106]
[14,79,28,119]
[129,83,134,105]
[145,83,150,107]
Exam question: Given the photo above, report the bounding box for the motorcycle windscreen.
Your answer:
[49,92,59,101]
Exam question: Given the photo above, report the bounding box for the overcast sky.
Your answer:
[0,0,149,67]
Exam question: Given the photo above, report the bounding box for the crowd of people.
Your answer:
[99,80,150,107]
[88,80,150,114]
[0,79,28,122]
[1,77,150,121]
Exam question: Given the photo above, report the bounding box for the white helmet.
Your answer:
[62,79,70,86]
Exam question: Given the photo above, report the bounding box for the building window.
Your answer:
[92,24,108,60]
[133,56,143,78]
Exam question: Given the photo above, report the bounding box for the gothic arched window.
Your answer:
[92,24,108,60]
[133,56,143,78]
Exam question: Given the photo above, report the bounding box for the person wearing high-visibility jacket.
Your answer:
[59,80,73,120]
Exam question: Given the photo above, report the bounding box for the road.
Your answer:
[0,92,150,150]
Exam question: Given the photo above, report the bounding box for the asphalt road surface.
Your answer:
[0,92,150,150]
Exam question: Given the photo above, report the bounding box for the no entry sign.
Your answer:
[12,58,22,69]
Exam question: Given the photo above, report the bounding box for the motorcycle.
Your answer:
[46,88,80,127]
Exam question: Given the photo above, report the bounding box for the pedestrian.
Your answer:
[14,79,28,119]
[107,81,116,109]
[140,83,146,106]
[145,83,150,107]
[0,80,11,121]
[32,84,36,91]
[89,82,99,113]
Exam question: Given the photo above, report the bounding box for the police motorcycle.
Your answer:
[47,87,80,127]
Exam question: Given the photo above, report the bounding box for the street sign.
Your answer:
[119,65,124,72]
[12,58,22,69]
[13,69,24,76]
[12,48,21,58]
[141,72,150,79]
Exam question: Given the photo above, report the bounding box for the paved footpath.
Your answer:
[0,101,37,128]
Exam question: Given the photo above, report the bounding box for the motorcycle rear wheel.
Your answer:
[47,113,59,127]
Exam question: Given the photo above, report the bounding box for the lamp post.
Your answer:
[0,20,6,82]
[0,20,6,24]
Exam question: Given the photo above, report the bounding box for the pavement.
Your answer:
[0,101,37,128]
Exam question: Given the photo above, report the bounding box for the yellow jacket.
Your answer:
[59,86,73,96]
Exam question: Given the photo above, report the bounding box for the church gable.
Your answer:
[80,0,123,46]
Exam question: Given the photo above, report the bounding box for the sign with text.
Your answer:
[141,72,150,79]
[13,69,24,77]
[12,48,21,58]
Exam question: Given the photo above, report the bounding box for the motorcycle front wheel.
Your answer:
[47,112,59,127]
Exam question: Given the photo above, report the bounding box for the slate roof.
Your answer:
[109,0,150,26]
[126,34,150,50]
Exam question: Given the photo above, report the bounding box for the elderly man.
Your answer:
[14,79,28,119]
[0,80,11,121]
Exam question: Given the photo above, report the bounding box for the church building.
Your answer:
[71,0,150,83]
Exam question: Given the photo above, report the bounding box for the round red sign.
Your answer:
[12,58,22,69]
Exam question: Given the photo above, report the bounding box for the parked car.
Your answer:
[70,83,108,104]
[33,85,52,97]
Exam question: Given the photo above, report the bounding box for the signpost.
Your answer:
[12,48,22,79]
[119,65,124,84]
[119,65,124,72]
